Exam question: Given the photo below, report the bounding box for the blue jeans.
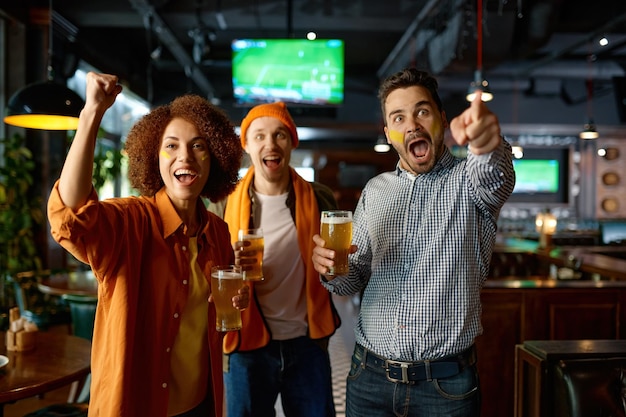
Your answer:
[346,345,481,417]
[224,336,336,417]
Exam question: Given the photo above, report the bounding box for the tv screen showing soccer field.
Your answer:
[231,38,345,106]
[512,159,559,193]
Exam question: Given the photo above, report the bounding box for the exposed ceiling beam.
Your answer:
[128,0,216,100]
[377,0,439,79]
[512,12,626,78]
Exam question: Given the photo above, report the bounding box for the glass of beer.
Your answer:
[320,210,353,276]
[211,265,244,331]
[238,228,264,281]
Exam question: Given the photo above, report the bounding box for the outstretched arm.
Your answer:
[58,72,122,209]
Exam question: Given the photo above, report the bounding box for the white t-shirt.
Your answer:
[252,191,308,340]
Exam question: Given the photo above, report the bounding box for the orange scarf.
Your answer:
[223,166,339,352]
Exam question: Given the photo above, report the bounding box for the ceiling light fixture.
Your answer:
[374,136,390,153]
[579,49,599,140]
[4,0,84,130]
[466,0,493,103]
[579,119,599,139]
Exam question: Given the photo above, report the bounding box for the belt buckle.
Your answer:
[384,359,412,384]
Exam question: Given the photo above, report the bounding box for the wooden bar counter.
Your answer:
[493,237,626,280]
[478,237,626,417]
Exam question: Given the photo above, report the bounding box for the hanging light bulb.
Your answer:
[579,118,599,139]
[579,51,599,140]
[466,0,493,103]
[3,0,84,130]
[374,136,390,153]
[466,70,493,102]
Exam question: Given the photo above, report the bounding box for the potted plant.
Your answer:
[0,133,45,327]
[88,127,124,194]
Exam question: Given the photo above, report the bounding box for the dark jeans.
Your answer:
[346,344,481,417]
[224,336,336,417]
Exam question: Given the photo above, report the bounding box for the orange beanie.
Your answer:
[239,102,299,148]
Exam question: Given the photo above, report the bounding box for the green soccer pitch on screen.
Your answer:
[231,38,345,106]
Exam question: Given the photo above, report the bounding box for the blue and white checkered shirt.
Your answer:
[323,141,515,361]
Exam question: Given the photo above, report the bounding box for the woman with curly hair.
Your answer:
[47,72,249,417]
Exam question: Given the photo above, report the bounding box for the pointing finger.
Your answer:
[470,90,483,123]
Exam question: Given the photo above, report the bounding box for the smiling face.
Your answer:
[384,85,448,175]
[244,116,293,195]
[159,117,211,208]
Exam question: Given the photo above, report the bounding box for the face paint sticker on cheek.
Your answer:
[431,121,442,138]
[160,150,171,159]
[388,129,404,144]
[202,155,209,161]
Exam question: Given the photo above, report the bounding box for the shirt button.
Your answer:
[182,246,187,251]
[173,313,179,319]
[166,347,171,353]
[162,383,167,389]
[183,280,188,285]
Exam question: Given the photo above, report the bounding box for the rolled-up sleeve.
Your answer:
[47,180,101,264]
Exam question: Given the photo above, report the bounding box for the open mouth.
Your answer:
[409,139,430,159]
[263,155,282,169]
[174,168,198,184]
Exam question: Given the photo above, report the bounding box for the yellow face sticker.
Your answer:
[160,150,171,159]
[388,129,404,144]
[202,155,209,161]
[431,120,443,139]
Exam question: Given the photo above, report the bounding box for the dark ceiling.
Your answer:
[2,0,626,119]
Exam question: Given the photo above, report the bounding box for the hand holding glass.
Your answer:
[238,228,264,281]
[211,265,244,331]
[320,210,353,276]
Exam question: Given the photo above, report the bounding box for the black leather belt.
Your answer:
[358,344,477,384]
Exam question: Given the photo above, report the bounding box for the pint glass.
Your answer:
[320,210,353,276]
[211,265,244,331]
[238,228,264,281]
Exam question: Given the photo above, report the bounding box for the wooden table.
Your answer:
[0,331,91,416]
[38,272,98,298]
[38,272,98,342]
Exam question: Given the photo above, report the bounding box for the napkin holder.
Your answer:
[6,307,38,351]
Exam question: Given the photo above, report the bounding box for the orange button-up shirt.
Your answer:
[48,182,233,417]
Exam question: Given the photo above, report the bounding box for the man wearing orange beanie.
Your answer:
[210,101,340,417]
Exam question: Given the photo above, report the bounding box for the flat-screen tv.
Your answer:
[231,38,344,106]
[508,148,569,204]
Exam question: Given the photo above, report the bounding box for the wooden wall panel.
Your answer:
[477,291,524,417]
[595,138,626,219]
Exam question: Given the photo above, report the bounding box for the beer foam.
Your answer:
[211,271,243,279]
[238,230,262,240]
[321,217,352,224]
[240,234,261,240]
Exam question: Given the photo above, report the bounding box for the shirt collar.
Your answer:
[155,188,211,245]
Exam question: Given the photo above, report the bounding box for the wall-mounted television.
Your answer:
[508,148,569,204]
[231,38,344,106]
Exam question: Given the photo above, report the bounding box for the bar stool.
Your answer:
[62,294,97,404]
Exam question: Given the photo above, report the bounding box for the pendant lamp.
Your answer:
[374,135,390,153]
[579,52,599,140]
[466,0,493,103]
[3,1,84,130]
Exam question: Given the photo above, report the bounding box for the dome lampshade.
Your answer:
[4,81,85,130]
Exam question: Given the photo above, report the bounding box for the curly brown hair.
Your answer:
[124,95,242,202]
